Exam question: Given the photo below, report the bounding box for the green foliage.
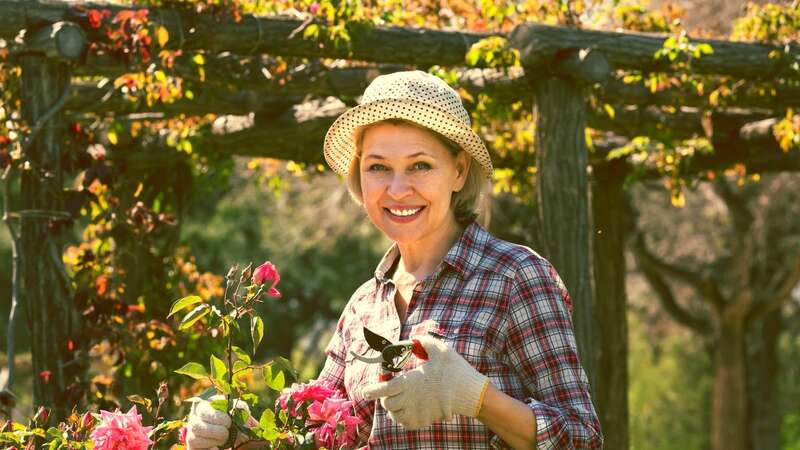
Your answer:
[465,37,520,69]
[628,311,712,450]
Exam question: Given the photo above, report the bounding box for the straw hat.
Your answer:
[323,70,494,179]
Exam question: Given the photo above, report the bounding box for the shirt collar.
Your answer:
[373,221,489,283]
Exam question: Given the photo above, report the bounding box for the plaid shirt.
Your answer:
[318,222,603,449]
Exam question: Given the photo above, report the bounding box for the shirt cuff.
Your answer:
[487,397,568,450]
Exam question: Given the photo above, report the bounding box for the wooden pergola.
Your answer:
[1,2,799,449]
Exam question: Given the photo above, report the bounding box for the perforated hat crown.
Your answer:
[323,70,493,179]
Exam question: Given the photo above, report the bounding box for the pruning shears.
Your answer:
[350,327,429,382]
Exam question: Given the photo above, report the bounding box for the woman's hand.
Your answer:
[186,397,253,450]
[361,335,489,430]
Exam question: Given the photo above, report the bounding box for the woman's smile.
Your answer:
[384,205,426,222]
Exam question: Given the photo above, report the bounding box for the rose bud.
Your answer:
[226,265,239,281]
[157,381,168,405]
[81,411,94,429]
[240,263,253,283]
[33,406,49,425]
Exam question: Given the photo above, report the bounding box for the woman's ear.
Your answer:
[454,152,470,192]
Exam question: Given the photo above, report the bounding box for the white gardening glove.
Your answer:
[186,395,255,450]
[361,335,489,430]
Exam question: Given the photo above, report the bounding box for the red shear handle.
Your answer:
[379,373,393,382]
[411,339,429,360]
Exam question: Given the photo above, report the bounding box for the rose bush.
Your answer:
[0,261,363,449]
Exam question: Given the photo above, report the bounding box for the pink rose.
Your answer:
[252,261,281,297]
[90,406,153,450]
[276,380,338,417]
[178,426,188,445]
[308,398,362,448]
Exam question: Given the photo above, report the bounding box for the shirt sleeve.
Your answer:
[497,255,603,450]
[317,306,349,392]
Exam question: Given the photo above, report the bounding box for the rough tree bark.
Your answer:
[531,76,597,395]
[591,160,630,450]
[18,22,86,420]
[747,308,782,450]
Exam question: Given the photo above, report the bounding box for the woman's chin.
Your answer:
[379,225,426,244]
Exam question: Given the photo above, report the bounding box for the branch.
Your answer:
[630,232,714,335]
[747,254,800,325]
[712,177,754,237]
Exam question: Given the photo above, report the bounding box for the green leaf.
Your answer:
[175,362,209,380]
[179,304,210,330]
[167,295,203,318]
[233,360,251,378]
[209,399,228,412]
[233,407,250,425]
[217,378,232,394]
[127,394,153,411]
[259,410,279,441]
[603,103,615,119]
[278,408,288,424]
[264,365,285,392]
[696,43,714,55]
[232,346,252,365]
[303,23,320,39]
[251,316,264,351]
[465,47,481,66]
[210,354,227,380]
[150,419,185,436]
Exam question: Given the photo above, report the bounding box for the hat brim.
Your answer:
[323,98,494,179]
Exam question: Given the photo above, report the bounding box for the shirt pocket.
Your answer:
[438,312,506,376]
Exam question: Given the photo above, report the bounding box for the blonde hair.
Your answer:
[345,119,491,226]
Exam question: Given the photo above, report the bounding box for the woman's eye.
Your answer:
[412,161,432,171]
[367,164,388,172]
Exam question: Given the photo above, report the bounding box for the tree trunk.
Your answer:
[591,160,629,449]
[532,77,597,395]
[712,307,748,450]
[747,307,782,450]
[19,46,82,420]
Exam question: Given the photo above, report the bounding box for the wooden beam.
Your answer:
[102,94,796,176]
[4,1,799,80]
[67,61,799,121]
[510,23,800,80]
[2,0,490,67]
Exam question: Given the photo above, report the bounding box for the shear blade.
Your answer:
[350,350,384,364]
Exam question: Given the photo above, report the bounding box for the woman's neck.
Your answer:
[395,216,464,281]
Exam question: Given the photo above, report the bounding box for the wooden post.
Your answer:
[511,23,611,432]
[530,75,597,390]
[17,21,86,420]
[591,159,630,450]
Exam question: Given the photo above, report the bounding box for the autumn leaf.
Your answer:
[157,26,169,48]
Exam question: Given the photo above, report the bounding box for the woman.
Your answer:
[187,70,603,449]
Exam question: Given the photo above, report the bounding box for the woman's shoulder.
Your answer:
[479,229,554,280]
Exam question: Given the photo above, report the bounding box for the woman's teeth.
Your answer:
[388,207,422,217]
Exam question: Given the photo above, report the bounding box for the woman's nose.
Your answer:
[386,173,413,198]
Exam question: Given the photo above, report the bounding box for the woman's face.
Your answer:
[359,122,469,246]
